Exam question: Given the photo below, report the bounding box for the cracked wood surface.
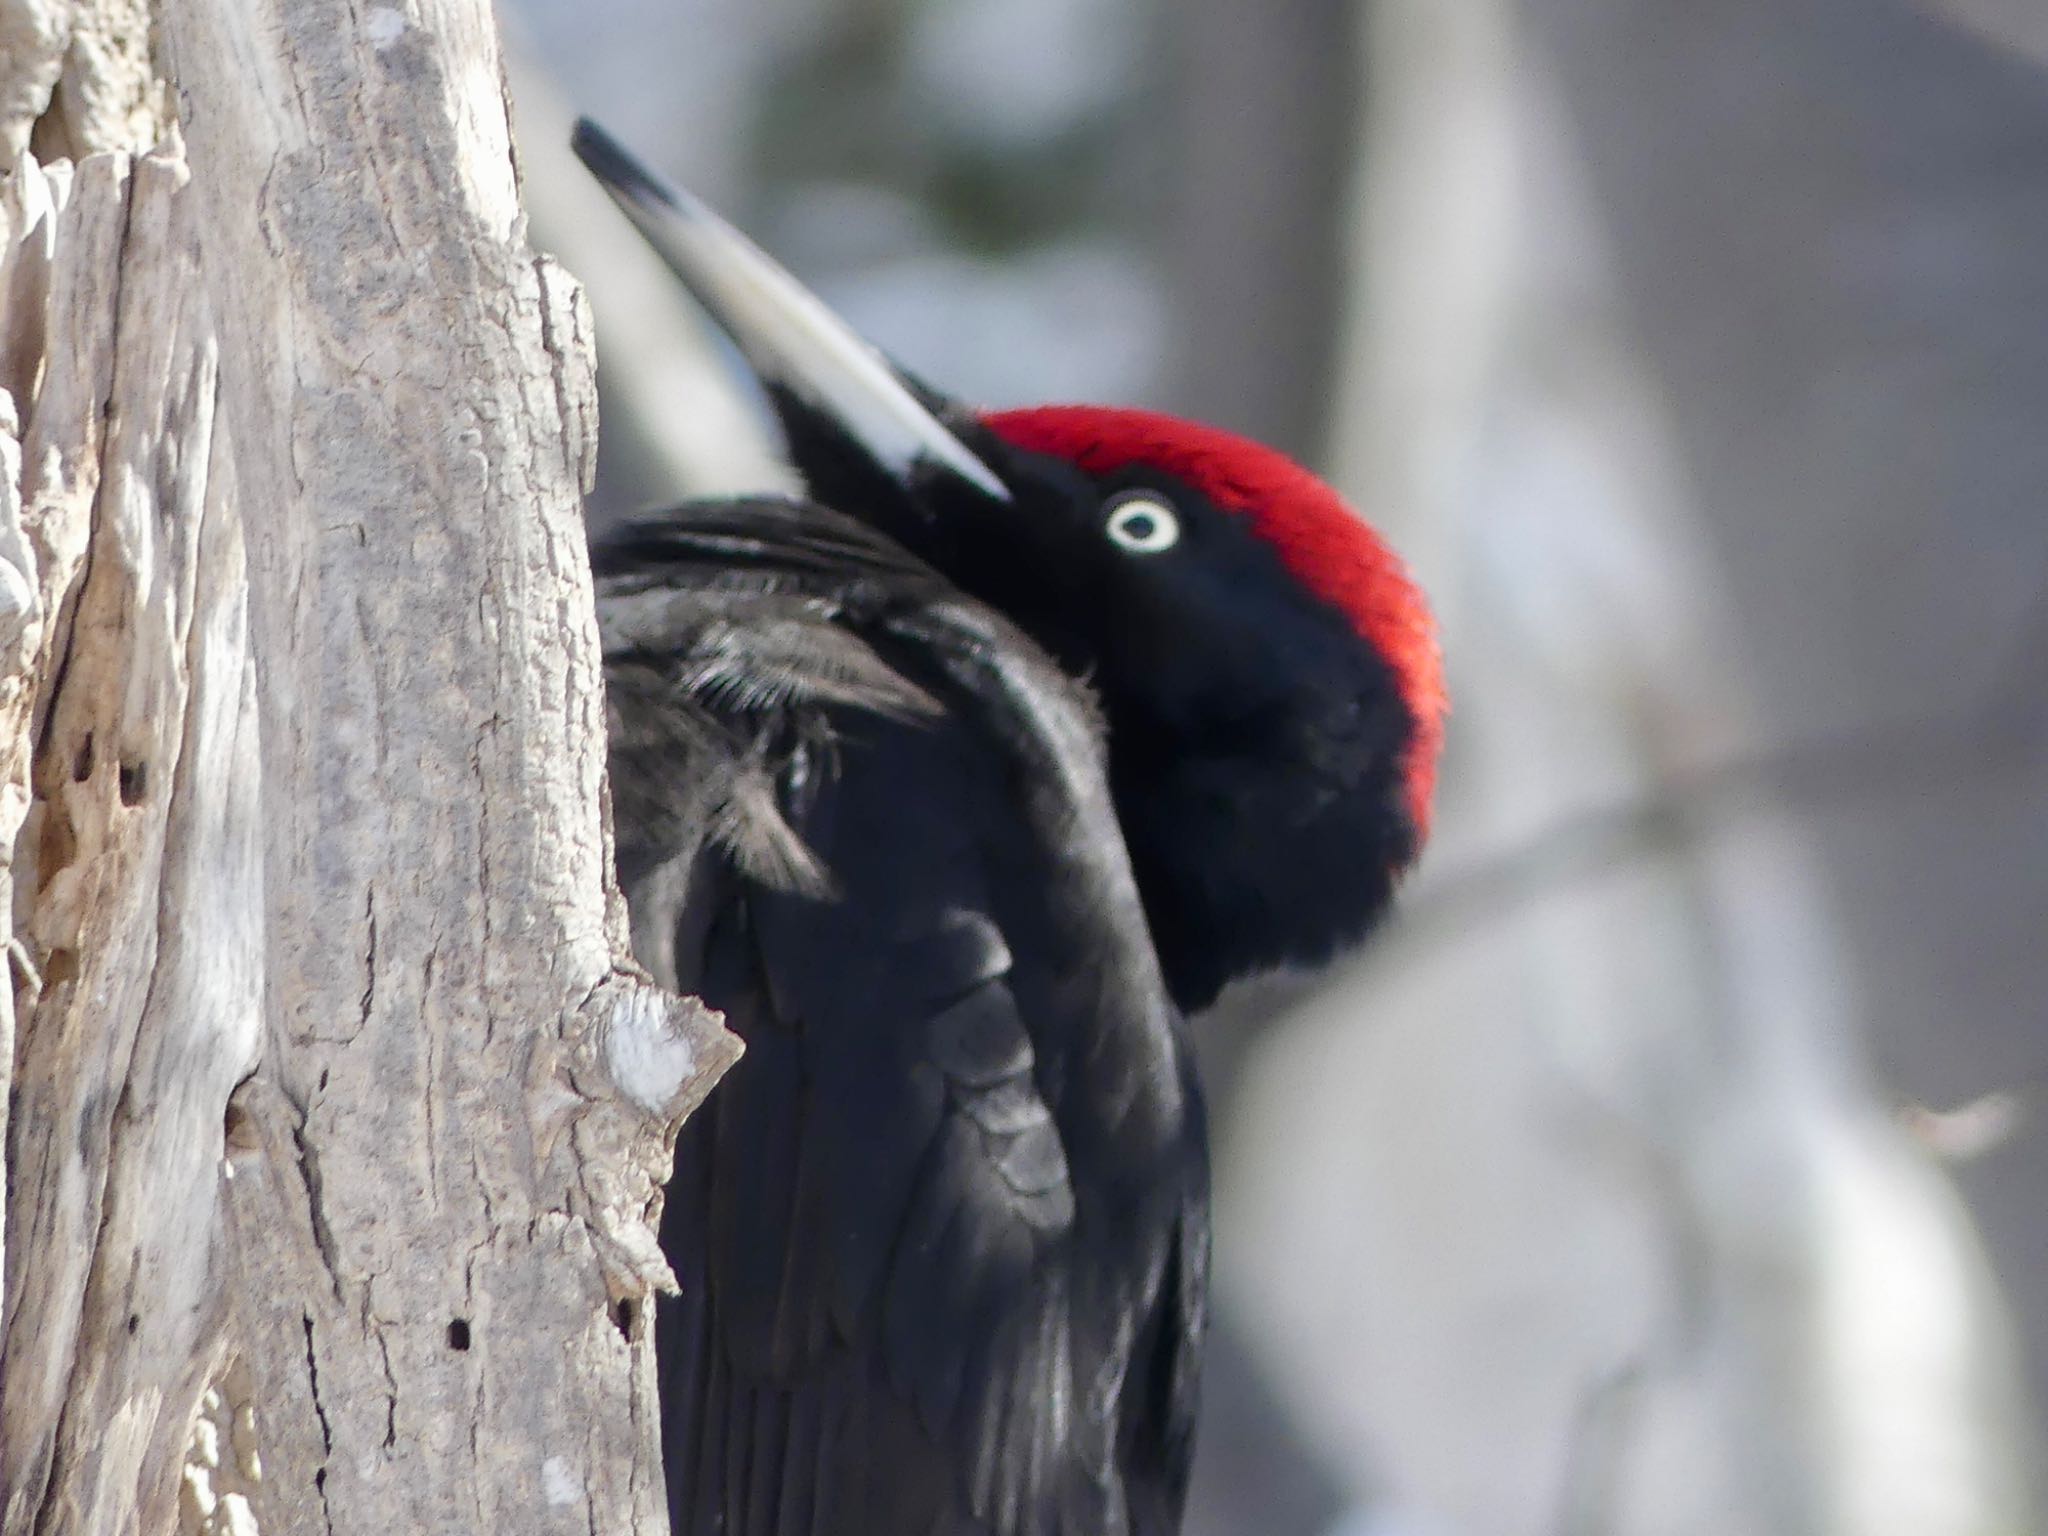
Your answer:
[0,1,739,1532]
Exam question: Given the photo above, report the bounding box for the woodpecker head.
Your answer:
[575,121,1445,1011]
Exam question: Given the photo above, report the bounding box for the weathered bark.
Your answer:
[0,140,253,1536]
[0,2,737,1532]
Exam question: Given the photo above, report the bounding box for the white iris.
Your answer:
[1104,496,1180,554]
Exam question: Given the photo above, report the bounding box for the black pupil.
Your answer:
[1118,511,1157,542]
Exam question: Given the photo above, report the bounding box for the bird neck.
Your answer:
[1109,701,1415,1014]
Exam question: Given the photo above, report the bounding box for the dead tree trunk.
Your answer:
[0,3,737,1533]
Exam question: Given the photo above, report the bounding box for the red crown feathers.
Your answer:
[983,406,1446,841]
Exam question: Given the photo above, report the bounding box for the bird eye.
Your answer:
[1104,495,1180,555]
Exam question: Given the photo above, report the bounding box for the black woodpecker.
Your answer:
[573,121,1446,1536]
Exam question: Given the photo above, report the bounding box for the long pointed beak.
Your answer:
[571,118,1011,504]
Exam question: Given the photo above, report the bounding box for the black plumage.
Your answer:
[597,501,1206,1536]
[574,120,1442,1536]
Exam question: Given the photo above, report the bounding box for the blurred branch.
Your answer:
[1396,585,2048,953]
[1911,0,2048,66]
[1552,1354,1652,1536]
[1160,0,1355,458]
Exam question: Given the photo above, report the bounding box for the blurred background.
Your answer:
[504,2,2048,1531]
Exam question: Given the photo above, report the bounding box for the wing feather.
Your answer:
[600,496,1203,1536]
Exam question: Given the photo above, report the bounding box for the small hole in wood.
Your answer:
[447,1318,471,1351]
[118,760,147,805]
[71,733,93,782]
[126,1313,138,1336]
[223,1099,249,1151]
[37,811,77,888]
[612,1298,635,1342]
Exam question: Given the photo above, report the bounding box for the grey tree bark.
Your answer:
[0,2,736,1533]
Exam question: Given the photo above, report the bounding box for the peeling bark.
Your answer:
[0,1,737,1532]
